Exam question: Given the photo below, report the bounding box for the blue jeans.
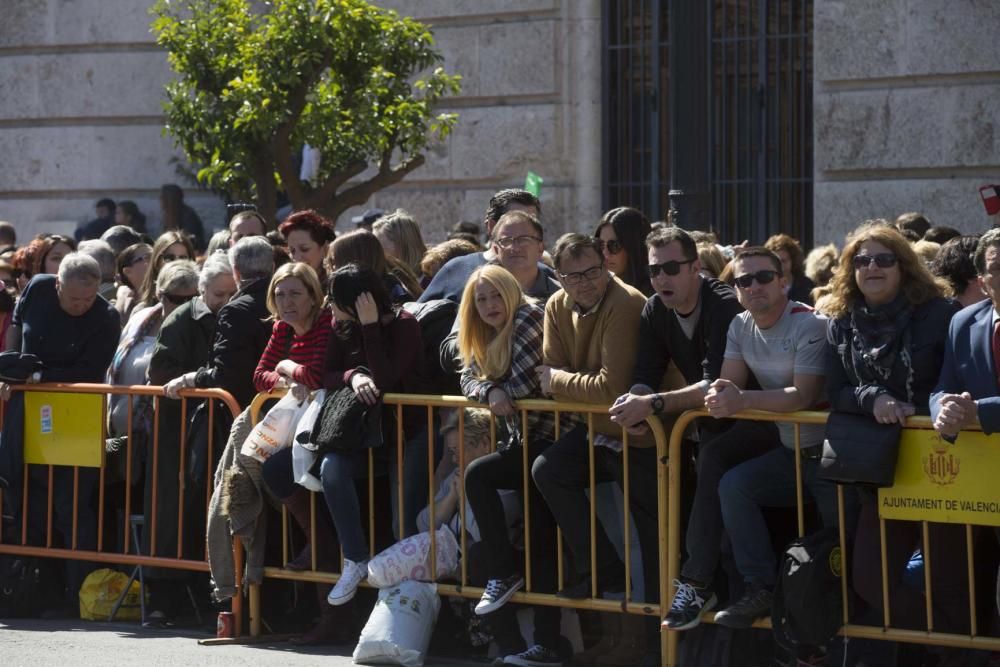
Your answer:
[719,447,857,587]
[680,420,778,585]
[387,426,441,540]
[320,451,369,563]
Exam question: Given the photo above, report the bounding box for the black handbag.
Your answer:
[818,411,902,487]
[307,384,383,456]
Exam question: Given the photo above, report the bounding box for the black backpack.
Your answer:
[0,556,58,618]
[402,299,460,395]
[772,527,849,652]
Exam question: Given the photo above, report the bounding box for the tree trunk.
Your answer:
[253,152,278,229]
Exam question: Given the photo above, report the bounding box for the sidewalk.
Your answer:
[0,619,484,666]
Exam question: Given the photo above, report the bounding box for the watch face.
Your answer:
[652,396,664,413]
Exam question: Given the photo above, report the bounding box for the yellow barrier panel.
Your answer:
[24,391,104,467]
[879,428,1000,526]
[666,408,1000,665]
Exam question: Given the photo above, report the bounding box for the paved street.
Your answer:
[0,619,484,666]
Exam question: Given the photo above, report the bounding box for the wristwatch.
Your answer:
[650,394,665,415]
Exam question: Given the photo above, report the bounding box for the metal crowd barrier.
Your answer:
[244,391,674,663]
[0,382,243,630]
[666,408,1000,661]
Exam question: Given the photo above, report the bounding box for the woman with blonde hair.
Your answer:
[823,221,965,641]
[372,209,428,284]
[254,261,330,396]
[457,264,563,663]
[257,261,342,645]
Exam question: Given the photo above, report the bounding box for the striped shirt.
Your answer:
[253,308,333,393]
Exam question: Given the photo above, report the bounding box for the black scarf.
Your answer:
[849,293,913,378]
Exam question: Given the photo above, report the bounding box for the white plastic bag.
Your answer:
[240,392,306,462]
[353,581,440,667]
[367,526,459,589]
[292,390,325,492]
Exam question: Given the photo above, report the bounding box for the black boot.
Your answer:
[282,488,337,572]
[289,585,358,646]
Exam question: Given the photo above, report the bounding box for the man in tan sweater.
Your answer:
[531,233,656,611]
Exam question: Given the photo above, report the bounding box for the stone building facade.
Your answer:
[1,0,997,246]
[0,0,601,243]
[812,0,1000,244]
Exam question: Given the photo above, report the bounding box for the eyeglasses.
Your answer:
[852,253,897,270]
[163,292,196,306]
[162,253,189,263]
[128,254,152,267]
[647,259,695,278]
[734,270,781,288]
[558,265,604,286]
[495,235,541,249]
[597,238,624,255]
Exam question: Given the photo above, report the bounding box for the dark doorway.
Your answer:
[602,0,814,246]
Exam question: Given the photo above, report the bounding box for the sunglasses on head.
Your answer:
[597,238,624,255]
[647,258,695,278]
[852,253,897,270]
[734,270,780,288]
[163,292,196,306]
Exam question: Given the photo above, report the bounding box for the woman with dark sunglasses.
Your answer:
[108,260,200,441]
[114,242,153,323]
[104,260,201,604]
[134,231,196,313]
[594,206,653,296]
[821,222,966,647]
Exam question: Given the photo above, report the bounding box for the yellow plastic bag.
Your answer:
[79,568,145,621]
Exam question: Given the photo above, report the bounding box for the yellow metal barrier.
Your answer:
[0,382,244,631]
[243,391,674,663]
[666,408,1000,661]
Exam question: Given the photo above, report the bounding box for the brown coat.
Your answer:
[543,277,651,444]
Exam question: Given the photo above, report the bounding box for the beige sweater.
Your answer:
[544,277,651,444]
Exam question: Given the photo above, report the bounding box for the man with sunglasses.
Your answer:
[608,225,745,630]
[609,226,743,433]
[704,247,835,630]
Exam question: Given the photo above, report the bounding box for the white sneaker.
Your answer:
[327,558,367,606]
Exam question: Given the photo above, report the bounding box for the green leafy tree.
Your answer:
[151,0,461,224]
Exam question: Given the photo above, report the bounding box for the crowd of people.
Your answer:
[0,191,997,667]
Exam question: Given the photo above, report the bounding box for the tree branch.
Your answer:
[328,153,426,216]
[273,52,335,207]
[310,159,368,205]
